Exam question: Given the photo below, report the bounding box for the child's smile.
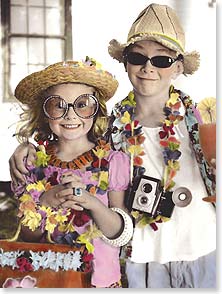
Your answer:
[61,123,81,129]
[47,83,95,144]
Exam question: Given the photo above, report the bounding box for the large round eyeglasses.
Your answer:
[43,94,99,120]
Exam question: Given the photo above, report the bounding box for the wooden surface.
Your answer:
[0,240,91,288]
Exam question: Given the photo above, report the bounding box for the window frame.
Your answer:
[1,0,72,102]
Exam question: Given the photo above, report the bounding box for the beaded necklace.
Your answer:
[111,85,184,229]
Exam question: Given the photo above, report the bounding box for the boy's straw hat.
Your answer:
[108,3,200,75]
[15,57,118,104]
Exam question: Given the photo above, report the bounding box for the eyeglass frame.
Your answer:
[43,93,99,120]
[123,51,183,68]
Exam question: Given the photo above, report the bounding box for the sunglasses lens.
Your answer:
[74,94,98,118]
[127,52,148,65]
[43,96,66,119]
[151,56,174,68]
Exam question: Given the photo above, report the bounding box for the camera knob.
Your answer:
[172,187,192,207]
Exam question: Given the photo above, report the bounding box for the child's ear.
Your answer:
[172,61,184,80]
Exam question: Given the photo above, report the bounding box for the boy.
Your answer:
[107,3,216,288]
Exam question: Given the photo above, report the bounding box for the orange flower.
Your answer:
[160,136,180,148]
[169,114,183,122]
[18,200,36,217]
[171,101,181,109]
[160,140,168,147]
[137,135,146,144]
[168,136,180,143]
[48,214,57,225]
[134,156,143,166]
[127,135,145,145]
[89,186,96,195]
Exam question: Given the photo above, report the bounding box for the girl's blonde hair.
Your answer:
[15,85,109,144]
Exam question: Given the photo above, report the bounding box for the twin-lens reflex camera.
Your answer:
[127,175,192,218]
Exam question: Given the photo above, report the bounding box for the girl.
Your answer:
[12,57,133,288]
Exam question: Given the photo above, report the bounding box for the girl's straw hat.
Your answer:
[15,57,119,104]
[108,3,200,75]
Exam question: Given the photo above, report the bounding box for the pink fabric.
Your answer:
[107,151,130,191]
[76,151,130,286]
[91,238,121,287]
[91,151,130,286]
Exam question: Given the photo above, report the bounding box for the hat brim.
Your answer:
[108,37,200,75]
[15,61,119,104]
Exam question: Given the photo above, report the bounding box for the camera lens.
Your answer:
[138,195,149,205]
[142,183,152,193]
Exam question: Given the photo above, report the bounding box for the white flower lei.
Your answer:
[0,248,82,272]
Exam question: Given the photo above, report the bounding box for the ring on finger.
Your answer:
[73,187,82,197]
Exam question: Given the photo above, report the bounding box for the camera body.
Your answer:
[127,175,175,218]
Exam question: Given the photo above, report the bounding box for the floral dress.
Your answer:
[12,141,130,288]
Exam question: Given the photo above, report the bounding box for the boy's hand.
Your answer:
[9,143,37,185]
[210,158,216,174]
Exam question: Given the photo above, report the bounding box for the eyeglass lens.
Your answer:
[43,94,98,119]
[126,52,177,68]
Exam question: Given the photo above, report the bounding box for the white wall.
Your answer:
[0,0,217,181]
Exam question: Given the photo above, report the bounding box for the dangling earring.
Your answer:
[48,132,58,142]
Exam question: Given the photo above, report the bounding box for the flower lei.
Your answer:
[0,246,91,273]
[112,85,183,230]
[14,140,111,252]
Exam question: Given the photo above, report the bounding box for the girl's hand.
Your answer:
[57,171,99,211]
[39,184,66,208]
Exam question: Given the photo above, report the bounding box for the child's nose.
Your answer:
[142,60,154,72]
[65,104,78,119]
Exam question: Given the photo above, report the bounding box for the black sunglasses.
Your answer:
[125,52,183,68]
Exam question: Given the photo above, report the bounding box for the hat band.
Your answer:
[127,32,185,53]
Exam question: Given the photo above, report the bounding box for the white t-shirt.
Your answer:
[130,118,216,264]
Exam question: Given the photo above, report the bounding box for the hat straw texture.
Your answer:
[108,3,200,75]
[15,59,119,104]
